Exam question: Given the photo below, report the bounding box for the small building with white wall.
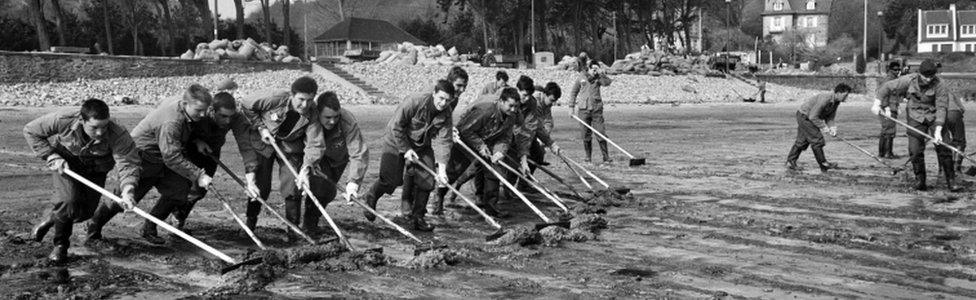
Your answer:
[918,4,976,53]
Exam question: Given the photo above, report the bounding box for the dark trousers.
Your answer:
[300,160,347,229]
[786,112,828,165]
[169,146,219,224]
[48,158,107,247]
[527,139,546,174]
[436,146,502,209]
[907,117,954,183]
[578,108,609,160]
[878,109,899,156]
[90,157,192,237]
[362,145,435,219]
[946,110,966,168]
[249,151,304,225]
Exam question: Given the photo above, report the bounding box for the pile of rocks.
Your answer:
[178,38,301,63]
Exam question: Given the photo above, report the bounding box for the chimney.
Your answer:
[951,4,957,12]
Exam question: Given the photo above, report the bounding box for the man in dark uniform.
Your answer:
[514,76,561,176]
[447,66,469,109]
[947,92,966,172]
[87,84,213,245]
[569,59,613,163]
[877,60,905,159]
[236,76,326,233]
[785,83,853,173]
[301,91,369,234]
[480,71,509,96]
[24,98,141,261]
[875,59,959,191]
[360,80,455,231]
[431,87,521,217]
[168,91,252,233]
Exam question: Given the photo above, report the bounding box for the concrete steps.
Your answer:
[314,61,387,97]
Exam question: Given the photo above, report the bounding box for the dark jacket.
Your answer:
[876,73,950,125]
[383,93,453,165]
[457,94,518,155]
[24,110,141,188]
[130,99,201,181]
[320,108,369,185]
[514,94,554,156]
[237,90,326,172]
[797,93,840,129]
[569,72,612,110]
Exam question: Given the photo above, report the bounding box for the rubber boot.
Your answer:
[813,147,835,172]
[31,211,56,242]
[583,141,593,163]
[362,184,380,222]
[885,136,898,158]
[598,141,611,163]
[785,144,802,170]
[942,157,962,192]
[955,145,966,172]
[49,220,71,262]
[400,178,415,218]
[302,199,322,236]
[431,187,447,215]
[913,160,928,191]
[411,189,434,232]
[878,136,887,157]
[85,203,118,242]
[141,222,166,245]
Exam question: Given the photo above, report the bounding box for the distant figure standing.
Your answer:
[569,59,613,163]
[480,71,509,96]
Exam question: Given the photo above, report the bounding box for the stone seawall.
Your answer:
[0,51,310,83]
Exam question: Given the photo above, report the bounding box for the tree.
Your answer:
[260,0,272,42]
[50,0,67,46]
[121,0,143,55]
[282,0,291,47]
[101,0,114,54]
[156,0,177,55]
[234,0,244,39]
[26,0,51,51]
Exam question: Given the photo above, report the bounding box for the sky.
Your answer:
[212,0,262,20]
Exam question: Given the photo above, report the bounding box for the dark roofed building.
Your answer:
[312,17,425,58]
[918,4,976,52]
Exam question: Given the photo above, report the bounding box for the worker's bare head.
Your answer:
[290,76,318,115]
[182,84,213,122]
[833,83,853,102]
[316,91,342,131]
[432,79,456,111]
[498,87,521,115]
[79,98,111,142]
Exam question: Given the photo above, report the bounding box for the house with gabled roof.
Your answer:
[761,0,832,47]
[312,17,425,58]
[918,4,976,53]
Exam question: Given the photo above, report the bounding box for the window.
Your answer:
[962,25,976,37]
[967,44,973,52]
[773,1,783,11]
[927,24,949,37]
[774,17,783,28]
[932,44,939,52]
[806,16,817,27]
[806,0,816,10]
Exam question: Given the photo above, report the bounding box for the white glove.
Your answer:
[344,182,359,203]
[478,144,491,157]
[549,143,561,155]
[870,98,882,115]
[46,154,66,174]
[244,172,261,200]
[259,128,274,145]
[296,166,310,191]
[568,106,576,117]
[491,151,505,164]
[828,126,837,137]
[934,126,944,144]
[884,107,892,118]
[120,184,136,211]
[820,126,831,136]
[435,163,449,184]
[452,127,461,141]
[195,140,213,155]
[520,157,531,174]
[197,173,213,188]
[403,149,419,163]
